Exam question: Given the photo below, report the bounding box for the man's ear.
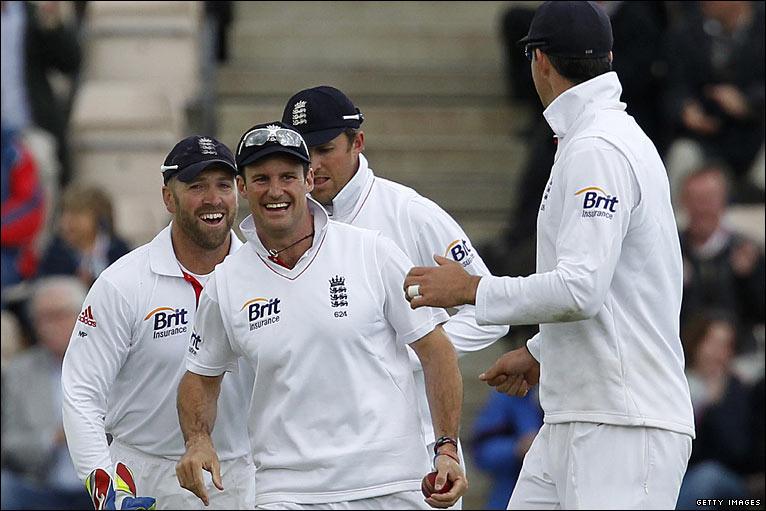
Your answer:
[236,174,247,197]
[162,184,175,215]
[353,131,365,154]
[537,49,550,77]
[305,166,315,193]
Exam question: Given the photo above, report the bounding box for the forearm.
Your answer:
[177,371,222,446]
[61,361,115,480]
[62,398,113,480]
[411,327,463,439]
[475,269,605,326]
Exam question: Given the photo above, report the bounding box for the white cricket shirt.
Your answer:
[187,199,435,505]
[62,224,253,480]
[327,154,509,443]
[475,72,695,437]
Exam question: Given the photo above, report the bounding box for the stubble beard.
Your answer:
[175,202,235,250]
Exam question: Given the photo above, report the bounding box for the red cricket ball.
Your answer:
[421,471,453,498]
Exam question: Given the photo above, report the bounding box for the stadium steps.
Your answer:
[70,1,202,246]
[217,1,534,248]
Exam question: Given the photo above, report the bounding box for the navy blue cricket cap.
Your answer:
[235,121,311,170]
[518,1,613,58]
[281,86,364,147]
[161,135,237,184]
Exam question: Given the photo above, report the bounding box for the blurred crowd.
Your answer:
[1,1,131,508]
[0,1,763,510]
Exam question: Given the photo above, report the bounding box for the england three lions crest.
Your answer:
[329,275,349,317]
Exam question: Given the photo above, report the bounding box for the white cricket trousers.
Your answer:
[110,439,256,509]
[508,422,692,510]
[255,491,430,510]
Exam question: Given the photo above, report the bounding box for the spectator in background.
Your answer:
[38,184,130,289]
[1,1,82,188]
[0,309,24,373]
[1,128,44,296]
[676,311,751,509]
[1,276,92,510]
[471,388,543,510]
[662,0,765,203]
[598,1,667,149]
[679,166,765,354]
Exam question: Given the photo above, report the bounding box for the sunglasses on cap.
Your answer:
[238,126,309,155]
[524,42,547,62]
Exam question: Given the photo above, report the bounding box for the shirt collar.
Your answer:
[327,153,374,222]
[149,222,243,277]
[543,71,625,140]
[239,195,330,262]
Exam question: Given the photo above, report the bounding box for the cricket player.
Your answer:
[62,136,255,509]
[176,122,466,510]
[404,2,695,509]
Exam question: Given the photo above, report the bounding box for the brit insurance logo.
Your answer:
[144,307,189,340]
[241,297,281,331]
[575,186,619,219]
[188,329,203,357]
[445,239,475,267]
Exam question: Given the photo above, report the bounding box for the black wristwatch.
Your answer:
[433,435,458,455]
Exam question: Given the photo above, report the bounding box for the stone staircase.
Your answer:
[217,1,536,249]
[69,1,202,246]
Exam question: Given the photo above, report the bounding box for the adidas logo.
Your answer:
[78,306,97,327]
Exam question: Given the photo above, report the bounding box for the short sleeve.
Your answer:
[185,274,239,376]
[375,234,438,346]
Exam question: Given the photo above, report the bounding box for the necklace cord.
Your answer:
[267,231,314,258]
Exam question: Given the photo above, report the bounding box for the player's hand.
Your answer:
[85,464,156,510]
[113,463,156,509]
[86,467,115,510]
[404,255,481,309]
[426,453,468,508]
[480,346,540,397]
[176,436,223,506]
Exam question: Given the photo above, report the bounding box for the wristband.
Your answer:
[434,451,461,465]
[433,435,458,455]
